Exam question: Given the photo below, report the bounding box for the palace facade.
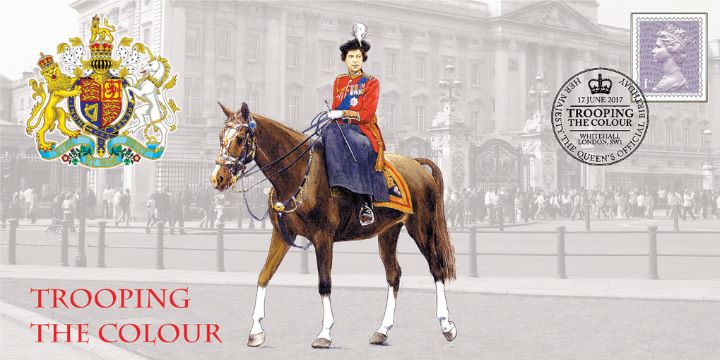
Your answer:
[2,0,718,213]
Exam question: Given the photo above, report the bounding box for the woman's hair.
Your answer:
[656,30,687,65]
[339,39,371,61]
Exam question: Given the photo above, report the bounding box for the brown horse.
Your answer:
[210,102,456,348]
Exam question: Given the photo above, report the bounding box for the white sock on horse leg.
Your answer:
[317,295,334,340]
[376,285,396,335]
[250,286,266,334]
[435,281,453,332]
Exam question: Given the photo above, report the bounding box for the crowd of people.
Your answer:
[445,186,720,229]
[0,184,256,232]
[4,184,720,231]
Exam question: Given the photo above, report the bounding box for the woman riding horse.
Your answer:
[324,23,387,226]
[209,23,457,349]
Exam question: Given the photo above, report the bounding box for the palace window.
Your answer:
[217,29,232,59]
[217,79,233,109]
[471,110,480,131]
[383,102,396,130]
[385,51,397,78]
[665,126,673,146]
[320,43,333,71]
[683,128,690,147]
[469,61,481,86]
[247,33,261,62]
[415,105,426,133]
[287,39,300,68]
[142,23,151,46]
[286,95,300,128]
[246,87,260,113]
[184,82,201,120]
[186,27,201,57]
[415,53,427,81]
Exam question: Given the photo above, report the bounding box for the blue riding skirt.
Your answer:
[321,123,389,202]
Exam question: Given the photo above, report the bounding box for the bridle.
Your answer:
[214,111,332,250]
[215,114,257,184]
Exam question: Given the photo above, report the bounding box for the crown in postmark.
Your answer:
[588,73,612,95]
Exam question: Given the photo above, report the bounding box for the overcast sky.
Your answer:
[0,0,718,80]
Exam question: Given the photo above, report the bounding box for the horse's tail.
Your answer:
[414,158,456,282]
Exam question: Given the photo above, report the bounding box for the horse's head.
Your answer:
[210,101,257,191]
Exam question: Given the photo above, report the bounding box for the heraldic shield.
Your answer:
[24,14,180,168]
[79,78,123,129]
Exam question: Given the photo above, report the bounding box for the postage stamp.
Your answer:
[631,13,708,102]
[552,68,649,166]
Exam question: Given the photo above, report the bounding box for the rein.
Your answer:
[217,112,333,249]
[234,111,330,182]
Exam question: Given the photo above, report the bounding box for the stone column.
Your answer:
[201,6,217,125]
[517,40,528,128]
[264,4,284,120]
[555,45,565,90]
[428,30,442,134]
[571,48,584,74]
[535,42,544,79]
[509,39,526,130]
[492,38,509,132]
[303,12,320,120]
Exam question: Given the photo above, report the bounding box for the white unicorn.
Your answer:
[124,49,178,149]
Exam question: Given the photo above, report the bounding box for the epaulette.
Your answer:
[363,73,375,80]
[336,73,348,79]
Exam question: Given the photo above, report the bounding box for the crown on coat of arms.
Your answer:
[588,73,612,95]
[90,42,113,58]
[37,52,55,70]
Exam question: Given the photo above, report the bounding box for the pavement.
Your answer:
[1,265,719,359]
[2,213,719,360]
[2,265,719,302]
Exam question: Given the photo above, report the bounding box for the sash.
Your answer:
[336,77,368,110]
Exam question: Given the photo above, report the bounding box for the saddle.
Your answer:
[328,157,413,214]
[374,159,413,214]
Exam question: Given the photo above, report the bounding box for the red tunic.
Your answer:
[331,72,385,155]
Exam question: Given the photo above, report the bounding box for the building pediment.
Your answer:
[496,1,604,36]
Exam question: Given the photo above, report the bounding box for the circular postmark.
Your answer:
[552,67,649,166]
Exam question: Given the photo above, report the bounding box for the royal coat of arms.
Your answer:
[25,14,180,167]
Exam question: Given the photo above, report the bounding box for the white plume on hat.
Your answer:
[352,23,368,46]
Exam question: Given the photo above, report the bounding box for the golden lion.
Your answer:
[89,15,116,44]
[25,63,82,151]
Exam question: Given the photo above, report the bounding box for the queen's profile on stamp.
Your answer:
[632,13,707,102]
[651,24,691,92]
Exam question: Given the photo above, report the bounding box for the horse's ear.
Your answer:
[239,102,250,120]
[218,101,233,118]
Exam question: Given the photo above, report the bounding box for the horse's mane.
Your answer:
[251,113,307,145]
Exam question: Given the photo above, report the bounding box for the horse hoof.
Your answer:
[369,332,388,345]
[247,332,265,347]
[311,337,332,349]
[443,322,457,342]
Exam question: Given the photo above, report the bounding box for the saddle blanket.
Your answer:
[375,159,413,214]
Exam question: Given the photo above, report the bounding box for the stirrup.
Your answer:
[359,203,374,226]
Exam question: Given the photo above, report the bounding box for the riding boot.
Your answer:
[359,194,374,226]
